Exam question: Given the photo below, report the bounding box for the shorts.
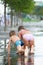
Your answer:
[15,40,24,46]
[23,34,34,41]
[21,40,24,46]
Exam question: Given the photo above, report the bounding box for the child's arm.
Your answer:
[7,38,11,55]
[18,32,22,39]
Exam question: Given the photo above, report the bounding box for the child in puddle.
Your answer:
[7,30,24,55]
[18,26,34,54]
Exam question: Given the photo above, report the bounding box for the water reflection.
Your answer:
[4,53,34,65]
[8,55,11,65]
[2,35,43,65]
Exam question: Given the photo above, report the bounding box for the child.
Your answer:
[7,30,24,55]
[18,26,34,54]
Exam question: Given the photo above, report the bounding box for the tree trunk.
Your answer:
[4,0,6,55]
[14,11,16,27]
[4,0,6,31]
[10,9,13,27]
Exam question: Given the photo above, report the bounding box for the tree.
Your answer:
[6,0,34,13]
[1,0,35,27]
[7,0,35,25]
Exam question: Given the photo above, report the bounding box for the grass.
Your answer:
[22,18,40,22]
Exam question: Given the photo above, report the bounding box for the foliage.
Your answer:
[1,0,35,14]
[33,6,43,15]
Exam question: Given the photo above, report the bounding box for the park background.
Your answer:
[0,0,43,65]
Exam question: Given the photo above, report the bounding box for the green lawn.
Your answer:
[22,18,40,22]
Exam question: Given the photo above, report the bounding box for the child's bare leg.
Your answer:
[23,39,29,56]
[30,40,34,53]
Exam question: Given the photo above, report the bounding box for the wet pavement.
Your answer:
[0,35,43,65]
